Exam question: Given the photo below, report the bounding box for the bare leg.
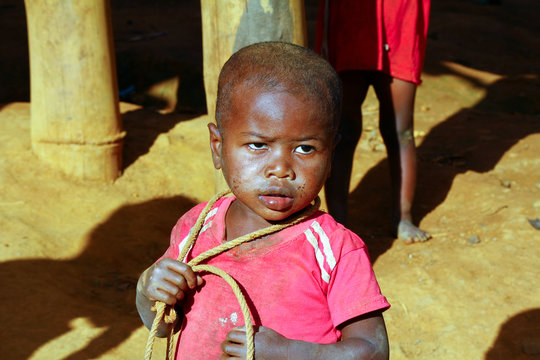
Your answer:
[325,70,370,225]
[373,74,431,243]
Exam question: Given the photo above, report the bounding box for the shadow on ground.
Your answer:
[485,308,540,359]
[0,196,196,359]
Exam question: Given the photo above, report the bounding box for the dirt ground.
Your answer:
[1,1,539,359]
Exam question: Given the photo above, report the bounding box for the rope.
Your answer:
[192,264,255,357]
[144,191,320,360]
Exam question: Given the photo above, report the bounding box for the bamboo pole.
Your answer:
[200,0,307,192]
[25,0,124,181]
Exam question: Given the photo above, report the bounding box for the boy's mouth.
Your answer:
[259,194,294,212]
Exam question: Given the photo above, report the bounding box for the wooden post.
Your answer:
[24,0,124,181]
[200,0,307,192]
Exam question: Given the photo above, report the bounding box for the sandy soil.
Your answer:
[1,1,539,359]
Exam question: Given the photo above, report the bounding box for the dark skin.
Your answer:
[136,83,389,359]
[136,258,203,337]
[325,70,431,243]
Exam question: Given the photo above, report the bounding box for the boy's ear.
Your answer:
[208,123,223,170]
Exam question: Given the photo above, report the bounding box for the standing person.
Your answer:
[316,0,432,243]
[136,42,390,359]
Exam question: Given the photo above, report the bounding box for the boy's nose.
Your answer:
[265,152,295,180]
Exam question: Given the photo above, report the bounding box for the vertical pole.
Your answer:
[25,0,124,181]
[200,0,307,192]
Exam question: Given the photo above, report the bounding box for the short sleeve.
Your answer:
[326,234,390,327]
[159,202,207,262]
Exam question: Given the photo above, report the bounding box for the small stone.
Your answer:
[500,180,512,188]
[468,235,480,244]
[527,218,540,230]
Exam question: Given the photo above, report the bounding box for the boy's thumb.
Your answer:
[196,275,204,286]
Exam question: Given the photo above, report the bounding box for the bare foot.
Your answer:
[397,220,431,244]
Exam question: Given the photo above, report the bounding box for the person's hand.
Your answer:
[220,326,289,360]
[139,258,203,306]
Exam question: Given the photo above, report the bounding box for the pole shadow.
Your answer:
[121,108,204,170]
[112,0,206,115]
[0,195,196,359]
[110,1,209,171]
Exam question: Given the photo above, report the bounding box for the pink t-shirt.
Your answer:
[161,196,390,359]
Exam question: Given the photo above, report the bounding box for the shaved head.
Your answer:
[215,42,342,136]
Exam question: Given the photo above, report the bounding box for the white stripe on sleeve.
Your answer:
[177,206,218,261]
[204,208,218,223]
[177,234,190,261]
[304,228,331,283]
[311,221,337,270]
[200,220,213,234]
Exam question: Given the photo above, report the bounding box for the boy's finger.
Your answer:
[152,287,178,306]
[226,327,247,343]
[165,261,199,288]
[221,339,245,357]
[160,272,188,291]
[148,277,187,304]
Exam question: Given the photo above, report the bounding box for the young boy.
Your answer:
[136,42,390,360]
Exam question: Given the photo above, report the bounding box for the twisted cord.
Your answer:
[167,323,175,360]
[144,301,166,360]
[193,264,255,359]
[178,190,231,262]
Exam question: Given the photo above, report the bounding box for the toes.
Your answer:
[397,220,431,243]
[414,230,431,242]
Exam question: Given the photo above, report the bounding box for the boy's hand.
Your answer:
[220,326,288,360]
[139,258,203,306]
[219,313,389,360]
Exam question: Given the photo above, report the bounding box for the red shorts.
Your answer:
[316,0,430,84]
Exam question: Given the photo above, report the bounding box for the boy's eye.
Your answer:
[248,143,267,150]
[295,145,315,154]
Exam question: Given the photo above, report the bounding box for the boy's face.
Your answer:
[209,84,335,223]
